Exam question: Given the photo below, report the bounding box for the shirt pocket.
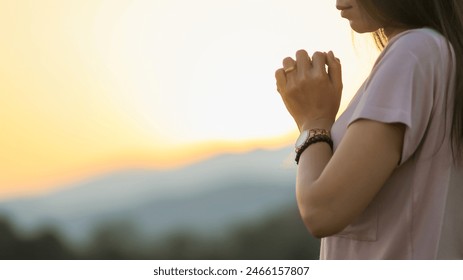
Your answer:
[334,201,378,241]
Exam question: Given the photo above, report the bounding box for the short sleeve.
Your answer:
[348,33,436,165]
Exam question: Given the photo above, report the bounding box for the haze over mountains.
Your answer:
[0,147,298,247]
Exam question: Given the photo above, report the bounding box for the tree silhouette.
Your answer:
[0,216,74,260]
[0,206,320,260]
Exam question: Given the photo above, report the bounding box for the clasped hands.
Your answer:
[275,50,343,132]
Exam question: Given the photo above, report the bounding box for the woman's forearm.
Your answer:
[296,141,335,238]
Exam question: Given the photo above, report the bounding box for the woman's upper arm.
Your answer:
[297,119,405,237]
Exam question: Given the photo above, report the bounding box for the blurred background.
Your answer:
[0,0,377,259]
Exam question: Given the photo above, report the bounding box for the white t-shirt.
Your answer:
[321,28,463,259]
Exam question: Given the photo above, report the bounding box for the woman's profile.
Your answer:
[275,0,463,259]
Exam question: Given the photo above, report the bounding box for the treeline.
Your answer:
[0,218,75,259]
[0,207,320,260]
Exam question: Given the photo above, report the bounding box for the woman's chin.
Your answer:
[350,22,380,34]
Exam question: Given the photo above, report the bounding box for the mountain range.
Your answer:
[0,147,298,247]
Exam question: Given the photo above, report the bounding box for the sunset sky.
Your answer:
[0,0,377,199]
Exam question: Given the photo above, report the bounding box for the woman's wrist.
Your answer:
[299,118,335,132]
[295,128,333,164]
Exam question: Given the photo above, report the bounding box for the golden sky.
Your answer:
[0,0,377,199]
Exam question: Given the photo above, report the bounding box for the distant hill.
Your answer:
[0,147,298,247]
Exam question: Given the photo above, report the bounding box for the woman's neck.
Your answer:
[384,27,408,40]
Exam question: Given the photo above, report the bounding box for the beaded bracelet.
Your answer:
[295,134,333,164]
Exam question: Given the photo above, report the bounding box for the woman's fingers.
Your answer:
[275,56,296,94]
[326,51,343,92]
[296,50,311,76]
[275,68,286,94]
[276,50,342,94]
[311,52,328,76]
[282,56,297,86]
[283,56,297,71]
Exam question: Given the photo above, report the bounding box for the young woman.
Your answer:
[275,0,463,259]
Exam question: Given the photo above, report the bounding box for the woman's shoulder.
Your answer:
[392,28,447,44]
[373,27,453,71]
[385,28,451,59]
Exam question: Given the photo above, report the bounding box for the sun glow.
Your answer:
[0,0,377,198]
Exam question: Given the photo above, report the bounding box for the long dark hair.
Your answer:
[358,0,463,161]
